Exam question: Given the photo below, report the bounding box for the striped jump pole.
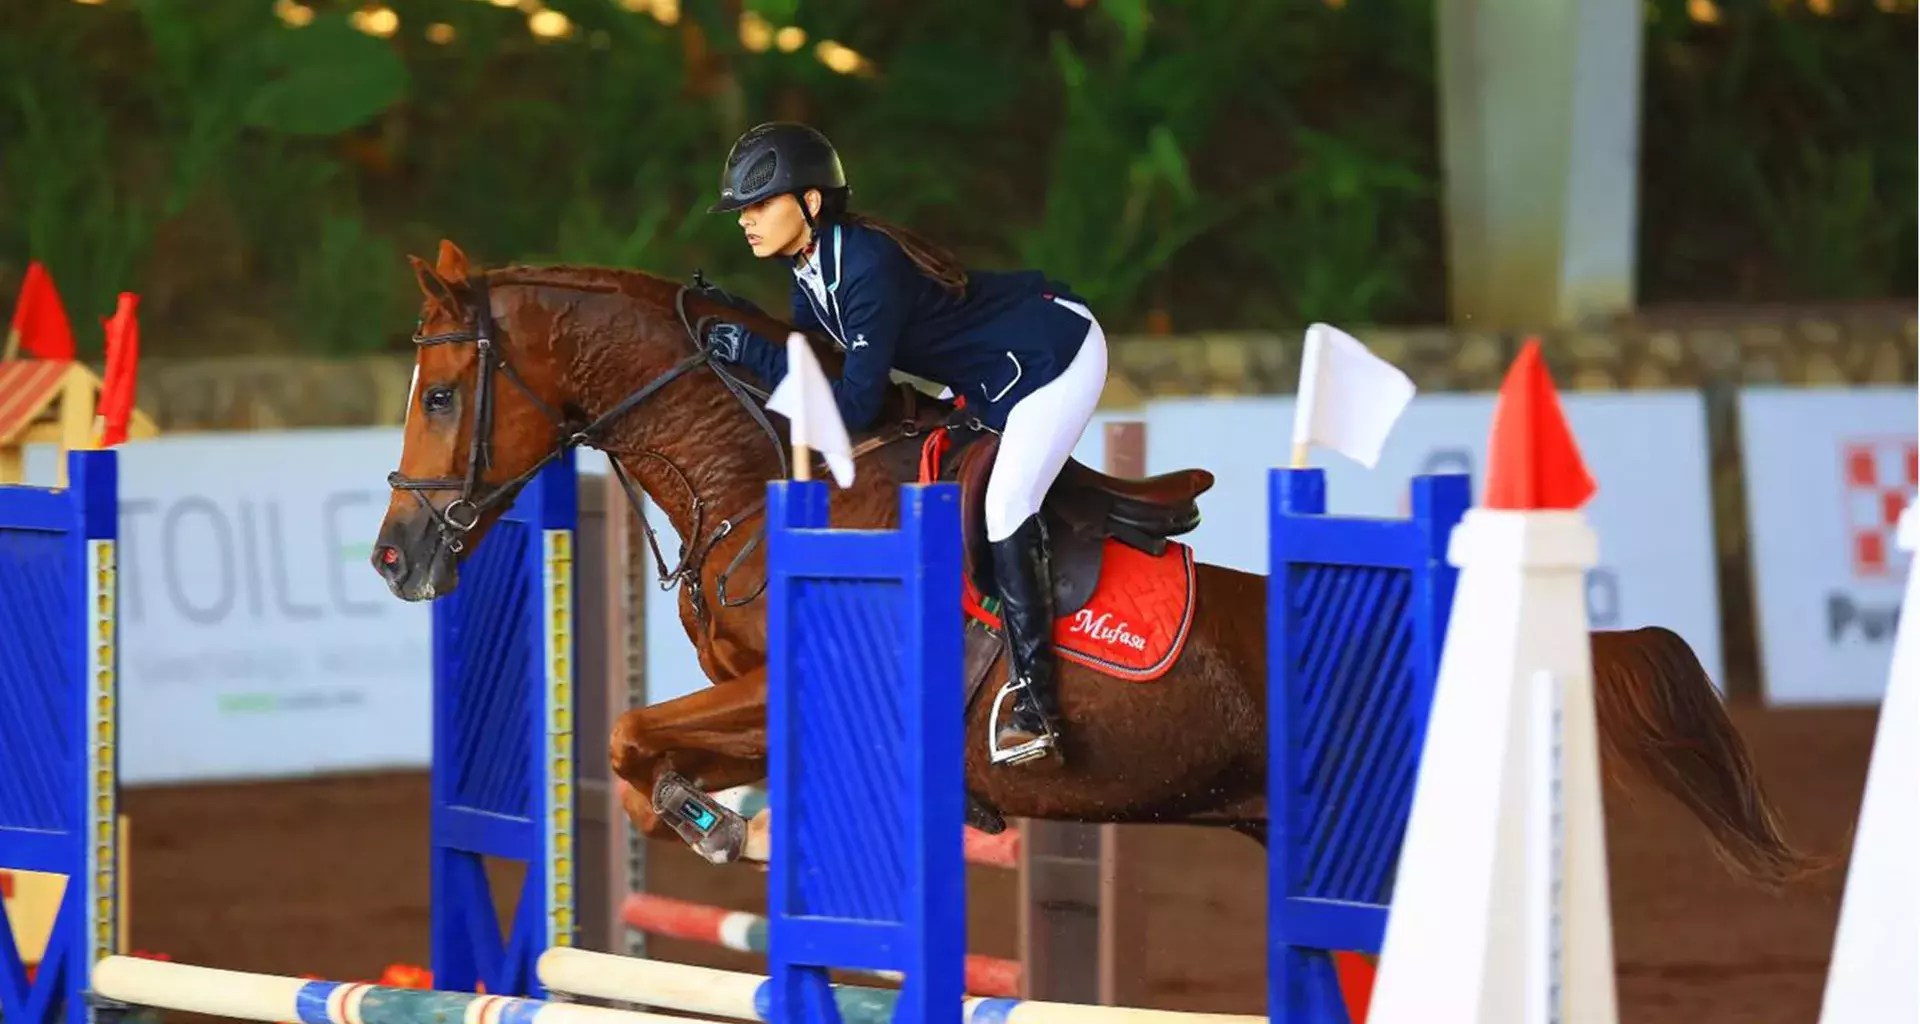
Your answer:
[621,893,1023,997]
[88,956,679,1024]
[538,949,1262,1024]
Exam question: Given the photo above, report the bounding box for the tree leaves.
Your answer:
[242,14,411,137]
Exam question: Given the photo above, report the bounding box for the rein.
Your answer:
[386,272,938,629]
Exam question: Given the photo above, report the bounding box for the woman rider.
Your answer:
[699,121,1111,768]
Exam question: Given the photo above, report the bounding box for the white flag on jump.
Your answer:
[766,331,856,488]
[1291,322,1417,469]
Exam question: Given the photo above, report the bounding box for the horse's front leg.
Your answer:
[610,671,769,864]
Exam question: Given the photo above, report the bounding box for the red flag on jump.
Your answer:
[97,292,141,447]
[1484,337,1596,511]
[6,261,76,362]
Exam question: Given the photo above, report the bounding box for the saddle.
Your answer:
[927,425,1213,614]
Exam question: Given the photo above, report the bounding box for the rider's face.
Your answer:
[738,191,818,259]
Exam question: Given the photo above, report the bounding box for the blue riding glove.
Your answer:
[702,319,746,362]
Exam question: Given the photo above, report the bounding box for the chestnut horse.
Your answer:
[374,240,1817,889]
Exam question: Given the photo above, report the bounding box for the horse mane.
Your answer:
[480,261,961,436]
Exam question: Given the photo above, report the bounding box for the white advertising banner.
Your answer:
[1740,386,1917,705]
[1133,392,1726,685]
[13,386,1727,783]
[27,430,433,785]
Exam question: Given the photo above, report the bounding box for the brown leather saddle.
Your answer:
[936,426,1214,613]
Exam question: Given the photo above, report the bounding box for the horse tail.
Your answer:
[1590,626,1833,891]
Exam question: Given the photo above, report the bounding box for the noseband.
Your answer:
[386,274,795,618]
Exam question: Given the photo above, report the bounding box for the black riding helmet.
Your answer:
[707,122,848,226]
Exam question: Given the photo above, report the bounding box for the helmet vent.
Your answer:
[739,151,778,194]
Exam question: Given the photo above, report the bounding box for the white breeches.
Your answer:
[984,298,1110,543]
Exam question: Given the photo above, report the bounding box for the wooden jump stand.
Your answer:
[0,357,157,486]
[571,420,1151,1004]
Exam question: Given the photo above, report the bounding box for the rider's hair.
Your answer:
[810,188,968,299]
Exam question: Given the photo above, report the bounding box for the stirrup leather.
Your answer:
[988,676,1058,766]
[653,770,749,864]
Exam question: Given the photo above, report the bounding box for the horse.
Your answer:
[372,239,1820,891]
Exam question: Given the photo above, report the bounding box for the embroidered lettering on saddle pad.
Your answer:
[962,537,1197,683]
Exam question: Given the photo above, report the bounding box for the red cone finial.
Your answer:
[1485,338,1596,510]
[97,292,141,447]
[7,261,75,362]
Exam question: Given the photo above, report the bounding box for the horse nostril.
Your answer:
[374,545,406,580]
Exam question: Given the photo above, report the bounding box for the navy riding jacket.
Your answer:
[729,219,1095,433]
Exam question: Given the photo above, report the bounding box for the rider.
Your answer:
[699,121,1111,768]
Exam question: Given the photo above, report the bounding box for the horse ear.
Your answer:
[435,240,471,284]
[409,254,452,304]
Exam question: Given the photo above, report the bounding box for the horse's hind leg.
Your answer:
[610,672,769,862]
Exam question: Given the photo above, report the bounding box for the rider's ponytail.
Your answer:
[814,190,968,299]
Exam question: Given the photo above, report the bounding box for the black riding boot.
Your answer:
[989,513,1065,765]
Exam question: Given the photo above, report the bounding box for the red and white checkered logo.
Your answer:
[1840,437,1918,579]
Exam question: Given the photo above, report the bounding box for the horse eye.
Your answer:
[423,386,455,413]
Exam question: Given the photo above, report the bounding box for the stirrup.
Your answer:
[988,677,1058,766]
[653,771,749,864]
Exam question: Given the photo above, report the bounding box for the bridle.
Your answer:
[385,272,928,626]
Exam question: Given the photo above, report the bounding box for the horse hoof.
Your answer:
[965,793,1007,833]
[653,771,748,864]
[744,809,772,862]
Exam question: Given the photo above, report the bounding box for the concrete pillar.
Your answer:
[1437,0,1644,329]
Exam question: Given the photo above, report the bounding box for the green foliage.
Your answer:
[294,211,416,355]
[1264,127,1433,326]
[3,73,153,349]
[1012,34,1223,320]
[134,0,409,214]
[0,0,1910,358]
[1639,0,1916,301]
[241,13,411,137]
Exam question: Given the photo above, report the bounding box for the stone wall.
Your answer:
[127,303,1918,429]
[114,301,1919,697]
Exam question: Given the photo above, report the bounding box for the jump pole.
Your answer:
[619,892,1022,997]
[89,955,684,1024]
[540,947,1266,1024]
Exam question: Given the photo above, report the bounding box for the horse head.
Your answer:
[371,238,823,602]
[375,239,609,601]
